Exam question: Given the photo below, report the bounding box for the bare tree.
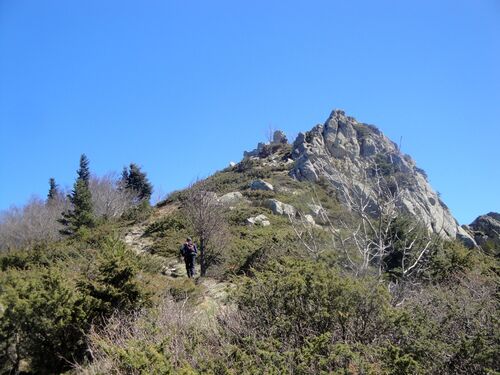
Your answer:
[290,162,433,279]
[265,124,275,144]
[183,181,229,276]
[89,174,135,219]
[0,195,69,250]
[288,211,326,260]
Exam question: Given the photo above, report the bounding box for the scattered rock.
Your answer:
[229,161,236,167]
[304,214,316,226]
[264,199,296,217]
[247,214,271,227]
[219,191,248,205]
[250,179,274,191]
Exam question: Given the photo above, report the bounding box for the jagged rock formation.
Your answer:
[243,109,475,246]
[466,212,500,247]
[289,109,474,245]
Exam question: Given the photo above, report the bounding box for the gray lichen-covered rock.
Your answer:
[290,109,475,246]
[218,192,248,206]
[244,142,267,158]
[247,214,271,227]
[250,179,274,191]
[264,199,296,217]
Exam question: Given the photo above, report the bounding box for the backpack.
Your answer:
[182,242,197,256]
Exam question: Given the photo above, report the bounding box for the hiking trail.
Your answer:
[122,212,232,315]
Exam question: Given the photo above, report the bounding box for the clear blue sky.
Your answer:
[0,0,498,224]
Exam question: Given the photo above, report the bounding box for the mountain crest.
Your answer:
[244,109,475,246]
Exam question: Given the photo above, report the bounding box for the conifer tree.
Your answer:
[77,154,91,184]
[47,178,58,203]
[60,154,95,235]
[121,163,153,202]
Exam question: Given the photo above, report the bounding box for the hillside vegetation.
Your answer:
[0,117,499,374]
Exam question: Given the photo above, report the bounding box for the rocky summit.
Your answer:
[244,109,476,246]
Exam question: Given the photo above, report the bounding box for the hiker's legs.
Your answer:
[185,255,195,278]
[190,255,196,277]
[184,257,191,277]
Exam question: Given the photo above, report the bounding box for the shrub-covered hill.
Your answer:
[0,110,498,374]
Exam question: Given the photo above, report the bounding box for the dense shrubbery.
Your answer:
[0,234,154,374]
[80,252,499,374]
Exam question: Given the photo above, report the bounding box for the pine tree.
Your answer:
[77,154,91,184]
[122,163,153,202]
[60,154,95,235]
[47,178,58,203]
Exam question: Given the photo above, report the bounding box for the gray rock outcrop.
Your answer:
[250,179,274,191]
[468,212,500,247]
[247,214,271,227]
[264,199,297,217]
[243,130,288,158]
[218,192,248,206]
[290,109,475,246]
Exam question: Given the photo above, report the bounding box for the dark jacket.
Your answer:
[180,242,197,257]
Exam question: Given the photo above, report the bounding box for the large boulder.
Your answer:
[250,179,274,191]
[264,199,297,217]
[218,191,248,206]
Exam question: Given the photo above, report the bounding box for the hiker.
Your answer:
[180,237,197,278]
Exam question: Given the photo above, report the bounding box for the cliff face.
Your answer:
[286,110,475,246]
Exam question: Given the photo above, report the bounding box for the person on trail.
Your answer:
[180,237,197,278]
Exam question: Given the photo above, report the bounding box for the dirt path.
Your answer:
[122,217,232,312]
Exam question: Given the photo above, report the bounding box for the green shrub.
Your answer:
[235,258,393,346]
[0,268,89,374]
[79,239,150,323]
[425,240,472,282]
[122,200,153,222]
[101,339,173,375]
[167,278,202,303]
[144,214,186,236]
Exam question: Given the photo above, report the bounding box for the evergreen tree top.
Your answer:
[47,177,58,202]
[77,154,90,183]
[122,163,153,202]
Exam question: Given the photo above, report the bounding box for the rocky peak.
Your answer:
[290,109,475,246]
[467,212,500,247]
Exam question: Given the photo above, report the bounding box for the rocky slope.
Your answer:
[244,109,475,246]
